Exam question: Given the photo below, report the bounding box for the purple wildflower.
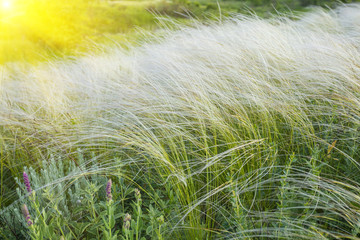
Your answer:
[23,171,32,193]
[106,179,112,202]
[21,204,33,226]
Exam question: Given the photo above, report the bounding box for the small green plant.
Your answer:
[101,179,118,240]
[0,156,170,239]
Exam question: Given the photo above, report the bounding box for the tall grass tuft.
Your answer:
[1,3,360,239]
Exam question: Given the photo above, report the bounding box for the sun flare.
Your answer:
[1,0,12,10]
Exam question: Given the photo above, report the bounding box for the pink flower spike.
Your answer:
[23,172,32,193]
[21,204,33,226]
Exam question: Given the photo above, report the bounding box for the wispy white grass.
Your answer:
[1,4,360,238]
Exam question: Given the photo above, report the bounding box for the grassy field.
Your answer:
[0,0,340,64]
[1,1,360,240]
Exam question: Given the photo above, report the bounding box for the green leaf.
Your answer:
[131,219,136,230]
[102,216,109,229]
[146,226,152,234]
[103,230,110,240]
[109,215,115,229]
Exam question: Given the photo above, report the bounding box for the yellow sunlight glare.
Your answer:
[1,0,12,10]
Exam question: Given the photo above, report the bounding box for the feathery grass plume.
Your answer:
[106,179,112,202]
[23,172,32,194]
[1,3,360,239]
[21,204,33,226]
